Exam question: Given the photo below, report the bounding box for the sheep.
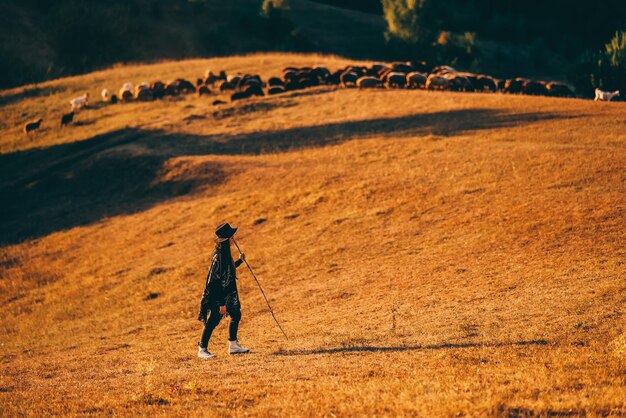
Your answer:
[227,74,242,85]
[24,118,43,134]
[474,75,497,92]
[217,80,235,92]
[230,91,251,101]
[594,89,620,101]
[425,74,450,91]
[244,84,264,97]
[406,72,427,89]
[447,75,474,92]
[522,80,548,96]
[60,111,74,127]
[240,77,263,91]
[110,94,119,104]
[134,82,153,101]
[356,76,382,89]
[101,89,110,101]
[504,78,528,94]
[197,85,211,96]
[385,72,406,89]
[119,83,134,102]
[136,88,153,102]
[268,86,285,95]
[176,79,196,94]
[340,71,358,88]
[69,93,89,111]
[546,82,574,98]
[312,66,331,83]
[268,77,284,87]
[164,79,195,96]
[151,81,166,99]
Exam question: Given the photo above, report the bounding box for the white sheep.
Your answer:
[594,88,620,101]
[101,89,110,101]
[69,93,89,111]
[119,82,134,102]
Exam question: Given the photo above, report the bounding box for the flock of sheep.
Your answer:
[22,60,621,135]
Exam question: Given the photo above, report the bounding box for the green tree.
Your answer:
[381,0,432,45]
[595,31,626,91]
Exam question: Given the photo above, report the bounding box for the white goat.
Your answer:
[69,93,89,111]
[594,88,620,101]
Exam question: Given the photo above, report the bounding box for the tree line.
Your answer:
[0,0,624,94]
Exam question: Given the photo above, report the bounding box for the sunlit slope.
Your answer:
[0,54,624,416]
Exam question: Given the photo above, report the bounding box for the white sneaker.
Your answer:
[228,340,250,354]
[198,345,216,359]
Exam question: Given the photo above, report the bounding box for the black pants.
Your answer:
[200,305,241,348]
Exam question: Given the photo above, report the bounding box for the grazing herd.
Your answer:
[20,60,623,136]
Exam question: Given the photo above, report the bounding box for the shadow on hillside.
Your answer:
[131,108,572,156]
[273,339,549,356]
[0,108,575,244]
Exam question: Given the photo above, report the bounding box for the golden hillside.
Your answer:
[0,53,625,416]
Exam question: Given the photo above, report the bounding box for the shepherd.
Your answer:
[197,223,250,359]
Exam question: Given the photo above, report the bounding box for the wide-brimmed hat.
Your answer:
[214,222,238,243]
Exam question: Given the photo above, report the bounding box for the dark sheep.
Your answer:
[231,91,251,102]
[24,118,43,134]
[340,71,358,88]
[406,72,427,89]
[60,111,74,127]
[135,83,154,101]
[268,77,284,87]
[448,75,474,92]
[244,84,264,97]
[197,85,211,96]
[285,79,303,91]
[504,78,527,94]
[151,81,166,99]
[268,86,286,95]
[110,94,119,104]
[218,80,235,92]
[204,71,219,85]
[385,72,406,89]
[546,82,574,98]
[356,76,382,89]
[522,80,548,96]
[475,76,497,92]
[178,79,196,94]
[121,90,133,102]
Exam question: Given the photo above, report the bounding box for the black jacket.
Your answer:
[198,250,242,322]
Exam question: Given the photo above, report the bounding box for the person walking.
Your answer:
[197,223,250,359]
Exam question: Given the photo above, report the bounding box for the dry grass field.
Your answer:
[0,53,625,417]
